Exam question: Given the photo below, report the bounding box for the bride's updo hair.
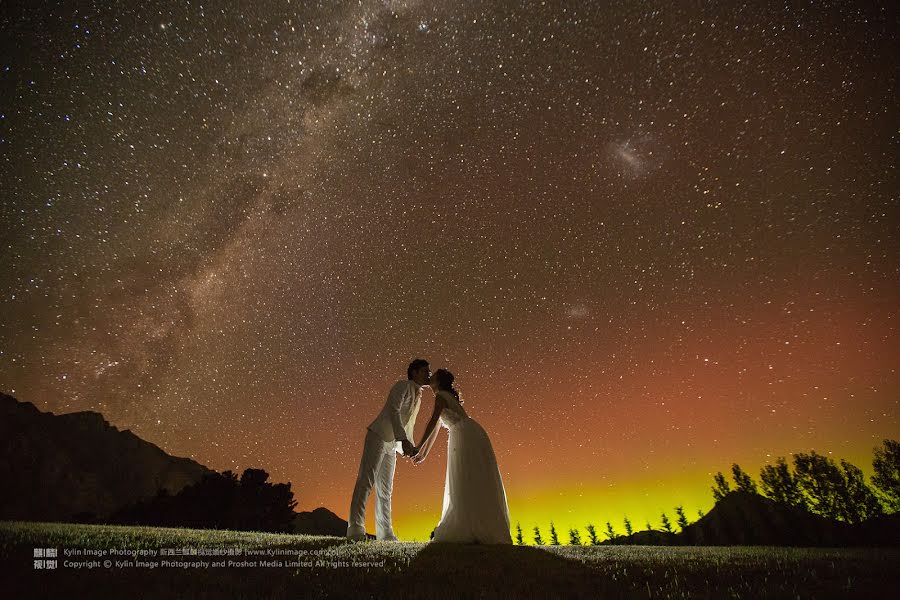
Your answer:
[434,368,463,404]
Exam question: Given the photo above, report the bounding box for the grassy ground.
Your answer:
[1,521,898,599]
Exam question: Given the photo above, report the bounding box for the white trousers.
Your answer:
[347,429,399,540]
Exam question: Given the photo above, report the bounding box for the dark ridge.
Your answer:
[0,392,215,522]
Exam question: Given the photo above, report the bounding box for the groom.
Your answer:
[347,358,431,541]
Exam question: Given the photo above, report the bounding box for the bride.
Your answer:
[413,369,512,544]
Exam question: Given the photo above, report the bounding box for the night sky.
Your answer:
[1,1,897,541]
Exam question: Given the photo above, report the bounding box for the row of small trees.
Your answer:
[514,506,697,546]
[513,439,899,545]
[711,439,899,524]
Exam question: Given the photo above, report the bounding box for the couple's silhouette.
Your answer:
[347,359,512,544]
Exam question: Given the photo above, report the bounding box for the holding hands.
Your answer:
[401,439,418,458]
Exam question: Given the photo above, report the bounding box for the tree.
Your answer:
[515,522,524,545]
[232,468,297,532]
[697,508,704,519]
[645,521,653,531]
[533,525,545,545]
[568,527,582,545]
[549,522,560,545]
[623,516,633,537]
[760,456,806,509]
[674,506,689,531]
[793,451,845,520]
[239,468,269,487]
[604,521,616,541]
[872,439,900,513]
[792,451,880,523]
[585,523,599,545]
[110,468,296,533]
[712,471,731,502]
[732,463,758,494]
[660,512,673,533]
[841,459,883,523]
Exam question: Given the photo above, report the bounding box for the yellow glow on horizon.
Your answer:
[393,471,716,543]
[389,456,883,543]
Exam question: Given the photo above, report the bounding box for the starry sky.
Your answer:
[1,1,897,541]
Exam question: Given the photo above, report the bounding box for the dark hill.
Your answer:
[292,507,376,539]
[0,393,375,536]
[602,492,898,547]
[0,392,215,522]
[677,491,899,547]
[293,507,348,536]
[679,491,852,546]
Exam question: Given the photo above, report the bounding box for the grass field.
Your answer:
[1,521,898,599]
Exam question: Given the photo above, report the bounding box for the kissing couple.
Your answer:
[347,359,512,544]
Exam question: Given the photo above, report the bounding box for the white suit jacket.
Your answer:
[367,379,423,451]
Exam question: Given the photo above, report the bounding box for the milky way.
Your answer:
[1,1,897,539]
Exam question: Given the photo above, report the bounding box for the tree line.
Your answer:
[515,505,700,546]
[110,468,298,533]
[514,438,899,545]
[710,438,898,524]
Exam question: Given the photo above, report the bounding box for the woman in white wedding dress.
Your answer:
[413,369,512,544]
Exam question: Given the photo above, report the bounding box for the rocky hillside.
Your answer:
[0,392,215,522]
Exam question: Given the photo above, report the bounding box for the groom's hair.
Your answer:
[407,358,429,379]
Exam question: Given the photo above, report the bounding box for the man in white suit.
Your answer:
[347,359,431,541]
